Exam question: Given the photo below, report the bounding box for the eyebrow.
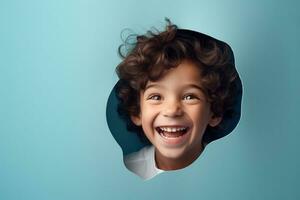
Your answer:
[183,84,205,91]
[145,83,205,93]
[144,83,164,91]
[183,84,208,98]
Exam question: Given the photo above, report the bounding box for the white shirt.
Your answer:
[124,145,164,180]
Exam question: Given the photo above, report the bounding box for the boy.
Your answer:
[111,20,242,180]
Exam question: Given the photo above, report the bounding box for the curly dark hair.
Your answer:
[115,19,239,144]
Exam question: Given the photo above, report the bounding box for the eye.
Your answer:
[183,94,199,101]
[147,94,162,101]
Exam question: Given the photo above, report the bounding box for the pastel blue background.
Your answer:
[1,0,299,199]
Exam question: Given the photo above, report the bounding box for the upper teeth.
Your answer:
[160,127,186,132]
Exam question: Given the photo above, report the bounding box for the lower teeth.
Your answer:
[161,131,185,138]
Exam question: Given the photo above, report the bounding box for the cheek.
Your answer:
[140,105,159,125]
[142,103,159,115]
[187,106,211,125]
[140,107,158,139]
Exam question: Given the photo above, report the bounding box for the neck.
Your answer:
[154,143,205,171]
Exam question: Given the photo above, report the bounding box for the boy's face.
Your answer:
[131,60,222,169]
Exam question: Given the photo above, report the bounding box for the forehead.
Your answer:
[145,60,203,89]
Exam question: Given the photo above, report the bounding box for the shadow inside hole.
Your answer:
[106,85,148,156]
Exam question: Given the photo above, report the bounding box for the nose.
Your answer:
[162,99,183,117]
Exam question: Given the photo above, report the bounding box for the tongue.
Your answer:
[162,130,185,138]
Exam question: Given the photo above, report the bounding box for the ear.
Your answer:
[130,115,142,126]
[208,115,222,127]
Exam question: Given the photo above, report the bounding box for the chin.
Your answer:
[157,147,188,160]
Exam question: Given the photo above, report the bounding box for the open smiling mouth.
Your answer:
[155,126,189,138]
